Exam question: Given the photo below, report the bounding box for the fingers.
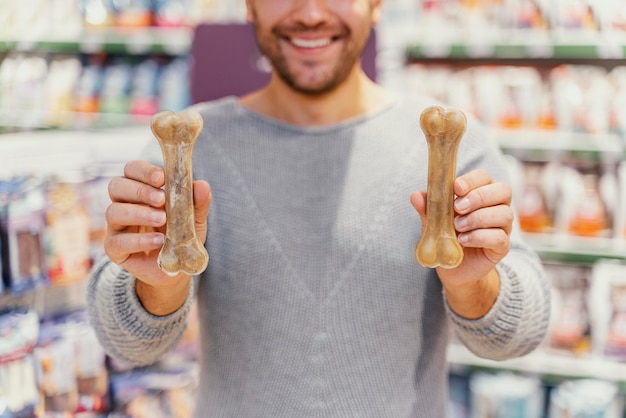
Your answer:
[453,181,513,230]
[455,205,514,238]
[104,231,164,265]
[412,168,514,256]
[193,180,212,243]
[454,169,492,197]
[409,191,427,218]
[106,160,167,232]
[451,170,514,258]
[106,202,166,232]
[454,169,512,217]
[124,160,165,188]
[109,161,166,207]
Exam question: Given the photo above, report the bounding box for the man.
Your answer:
[87,0,551,416]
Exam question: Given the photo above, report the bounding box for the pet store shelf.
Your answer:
[523,233,626,265]
[495,129,625,163]
[448,343,626,384]
[0,26,193,55]
[406,34,626,61]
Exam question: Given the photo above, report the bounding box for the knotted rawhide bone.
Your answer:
[415,106,466,269]
[151,109,209,276]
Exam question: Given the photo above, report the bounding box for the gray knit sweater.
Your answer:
[87,95,551,417]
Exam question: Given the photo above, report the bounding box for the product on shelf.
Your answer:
[0,177,48,294]
[400,63,626,138]
[81,0,116,28]
[516,162,553,234]
[566,165,610,238]
[154,0,192,27]
[469,372,544,418]
[0,54,50,129]
[45,171,91,285]
[158,57,191,112]
[35,310,109,414]
[507,157,618,241]
[618,162,626,239]
[545,263,592,355]
[555,0,598,32]
[98,60,133,115]
[412,0,626,40]
[508,0,551,30]
[112,0,153,27]
[74,61,104,118]
[550,65,611,135]
[0,310,40,417]
[77,0,245,29]
[0,52,193,130]
[130,58,160,119]
[85,162,124,264]
[549,379,620,418]
[46,56,82,128]
[108,363,198,418]
[589,262,626,361]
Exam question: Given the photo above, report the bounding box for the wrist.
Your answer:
[443,269,500,319]
[135,275,192,316]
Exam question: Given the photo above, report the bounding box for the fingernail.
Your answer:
[457,178,469,193]
[455,197,470,212]
[151,211,166,224]
[458,233,468,244]
[153,235,164,245]
[150,190,164,204]
[454,216,468,230]
[151,170,163,185]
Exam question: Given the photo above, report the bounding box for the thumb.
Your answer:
[193,180,212,243]
[410,191,427,220]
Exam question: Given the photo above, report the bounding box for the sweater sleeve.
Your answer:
[444,227,551,360]
[86,256,195,367]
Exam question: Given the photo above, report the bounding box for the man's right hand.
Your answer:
[103,159,211,315]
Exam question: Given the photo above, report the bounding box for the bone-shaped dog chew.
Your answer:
[415,106,466,269]
[151,109,209,276]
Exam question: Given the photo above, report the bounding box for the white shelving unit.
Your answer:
[448,343,626,383]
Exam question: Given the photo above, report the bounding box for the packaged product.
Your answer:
[45,171,91,285]
[469,372,544,418]
[35,310,110,414]
[45,56,82,128]
[158,57,191,112]
[565,165,611,238]
[549,379,620,418]
[109,364,198,418]
[130,58,160,120]
[516,162,552,234]
[112,0,153,27]
[0,310,40,417]
[0,176,48,294]
[589,262,626,361]
[98,60,133,116]
[154,0,192,27]
[545,263,592,355]
[81,0,116,27]
[74,61,104,129]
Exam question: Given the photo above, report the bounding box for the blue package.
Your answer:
[3,177,48,294]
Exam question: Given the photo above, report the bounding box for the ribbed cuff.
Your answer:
[90,258,194,341]
[444,261,523,341]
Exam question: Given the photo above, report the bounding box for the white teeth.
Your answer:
[290,38,332,48]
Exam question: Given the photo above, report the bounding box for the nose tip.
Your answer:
[292,0,329,26]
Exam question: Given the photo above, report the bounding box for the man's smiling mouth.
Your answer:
[289,37,333,48]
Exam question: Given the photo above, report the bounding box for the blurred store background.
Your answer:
[3,0,626,417]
